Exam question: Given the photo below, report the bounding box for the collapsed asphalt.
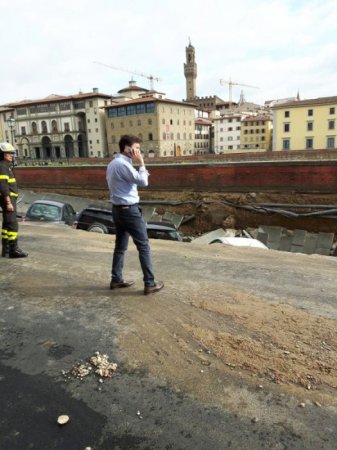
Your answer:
[0,223,337,450]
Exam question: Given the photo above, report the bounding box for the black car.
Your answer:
[23,200,77,225]
[73,205,116,234]
[73,205,183,241]
[145,221,183,241]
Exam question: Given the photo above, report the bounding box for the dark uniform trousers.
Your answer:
[1,196,19,244]
[0,156,27,257]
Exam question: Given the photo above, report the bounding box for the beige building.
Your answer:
[115,79,150,101]
[105,96,196,157]
[214,113,246,153]
[195,114,212,155]
[1,89,111,160]
[272,96,337,151]
[0,106,15,143]
[190,95,229,112]
[241,115,273,151]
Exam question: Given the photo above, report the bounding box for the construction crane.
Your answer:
[220,78,258,109]
[94,61,161,91]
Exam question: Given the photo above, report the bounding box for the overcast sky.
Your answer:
[1,0,337,106]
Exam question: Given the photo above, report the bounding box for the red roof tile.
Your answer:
[5,91,111,107]
[241,115,272,122]
[272,96,337,109]
[104,96,196,109]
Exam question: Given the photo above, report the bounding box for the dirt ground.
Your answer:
[2,223,337,448]
[27,188,337,406]
[117,249,337,412]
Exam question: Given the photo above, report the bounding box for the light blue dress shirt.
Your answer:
[106,153,149,205]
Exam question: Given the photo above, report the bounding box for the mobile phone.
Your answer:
[125,146,133,155]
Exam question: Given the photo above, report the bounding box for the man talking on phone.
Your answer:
[106,134,164,295]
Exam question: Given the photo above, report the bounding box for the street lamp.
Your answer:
[7,116,16,145]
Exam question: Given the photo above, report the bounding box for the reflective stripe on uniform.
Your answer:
[0,175,9,180]
[7,231,18,241]
[10,192,18,197]
[8,178,16,183]
[1,229,8,239]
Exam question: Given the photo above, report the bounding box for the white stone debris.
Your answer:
[57,415,70,425]
[65,351,118,381]
[89,352,118,378]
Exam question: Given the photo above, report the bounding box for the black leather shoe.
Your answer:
[144,281,164,295]
[110,280,135,290]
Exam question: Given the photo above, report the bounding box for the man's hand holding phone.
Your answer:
[127,145,144,167]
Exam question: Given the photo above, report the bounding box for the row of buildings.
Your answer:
[0,43,336,160]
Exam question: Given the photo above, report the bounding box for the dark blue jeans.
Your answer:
[111,205,155,287]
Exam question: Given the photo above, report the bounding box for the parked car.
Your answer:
[146,221,183,241]
[73,205,183,241]
[209,236,268,249]
[22,200,77,226]
[73,205,116,234]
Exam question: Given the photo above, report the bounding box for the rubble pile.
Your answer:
[89,352,118,378]
[68,362,92,379]
[64,352,117,380]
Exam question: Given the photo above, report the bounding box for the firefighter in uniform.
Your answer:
[0,142,28,258]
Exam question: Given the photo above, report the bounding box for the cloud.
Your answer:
[1,0,337,105]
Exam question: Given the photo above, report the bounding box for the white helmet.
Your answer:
[0,142,16,153]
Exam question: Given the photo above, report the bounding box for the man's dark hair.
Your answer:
[119,135,142,152]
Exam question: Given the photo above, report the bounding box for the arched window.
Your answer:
[41,121,48,133]
[64,135,74,158]
[32,122,38,134]
[51,120,58,133]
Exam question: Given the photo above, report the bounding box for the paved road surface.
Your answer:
[0,223,336,450]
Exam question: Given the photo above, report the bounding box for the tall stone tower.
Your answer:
[184,39,197,101]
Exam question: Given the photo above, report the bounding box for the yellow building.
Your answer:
[272,96,337,151]
[105,96,196,157]
[240,115,272,151]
